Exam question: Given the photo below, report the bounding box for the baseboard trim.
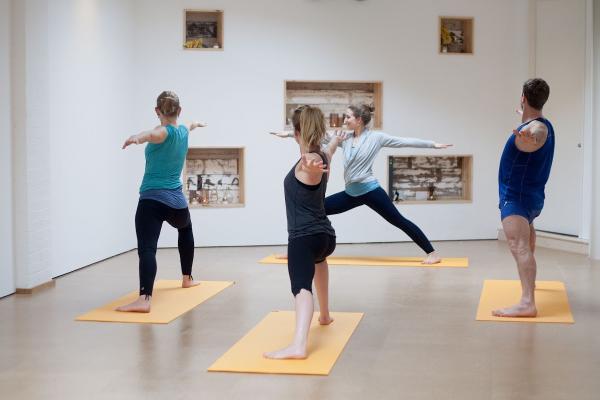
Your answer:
[16,279,56,294]
[497,229,589,255]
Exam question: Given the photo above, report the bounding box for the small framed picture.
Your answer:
[184,10,223,50]
[439,17,473,54]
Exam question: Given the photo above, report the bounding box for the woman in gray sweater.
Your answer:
[328,104,451,263]
[274,104,451,264]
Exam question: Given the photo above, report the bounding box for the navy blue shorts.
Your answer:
[499,200,543,224]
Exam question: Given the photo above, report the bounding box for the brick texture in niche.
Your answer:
[388,155,472,202]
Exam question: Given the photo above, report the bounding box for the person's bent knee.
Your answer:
[179,223,192,232]
[292,285,312,297]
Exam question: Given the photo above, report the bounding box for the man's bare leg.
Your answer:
[264,289,313,359]
[492,215,537,317]
[529,223,536,254]
[314,260,334,325]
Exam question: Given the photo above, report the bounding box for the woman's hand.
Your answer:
[331,130,351,143]
[300,154,328,173]
[433,143,453,149]
[513,128,538,144]
[190,121,207,130]
[122,135,140,149]
[269,131,293,138]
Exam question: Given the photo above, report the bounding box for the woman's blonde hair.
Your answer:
[291,105,306,132]
[299,106,326,149]
[156,91,180,117]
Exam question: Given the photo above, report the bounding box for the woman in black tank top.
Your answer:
[264,106,343,360]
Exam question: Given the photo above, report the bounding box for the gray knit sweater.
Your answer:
[325,130,436,186]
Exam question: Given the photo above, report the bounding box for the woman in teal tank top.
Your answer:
[117,91,205,313]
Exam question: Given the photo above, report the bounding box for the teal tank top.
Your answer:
[139,125,189,192]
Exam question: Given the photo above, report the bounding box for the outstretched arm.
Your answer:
[378,132,452,149]
[122,126,167,149]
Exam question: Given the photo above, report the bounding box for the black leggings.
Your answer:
[287,233,336,296]
[135,199,194,296]
[325,187,434,254]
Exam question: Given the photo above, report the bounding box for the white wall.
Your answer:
[11,0,53,289]
[48,0,139,277]
[0,0,15,296]
[130,0,530,247]
[591,0,600,259]
[582,0,594,242]
[533,0,587,236]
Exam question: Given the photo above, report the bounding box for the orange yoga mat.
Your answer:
[208,311,363,375]
[476,280,574,323]
[260,254,468,268]
[76,280,234,324]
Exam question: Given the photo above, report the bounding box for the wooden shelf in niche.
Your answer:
[183,10,223,50]
[388,155,472,203]
[439,17,473,54]
[185,148,244,208]
[284,81,383,130]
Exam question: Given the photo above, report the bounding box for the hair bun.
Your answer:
[359,104,374,114]
[156,91,181,117]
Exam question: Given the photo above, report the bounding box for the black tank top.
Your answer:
[284,151,335,240]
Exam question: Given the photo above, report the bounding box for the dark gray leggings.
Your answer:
[325,186,435,254]
[287,233,336,296]
[135,199,194,296]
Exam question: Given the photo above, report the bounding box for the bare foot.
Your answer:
[274,253,288,260]
[318,315,334,325]
[422,252,441,265]
[115,296,151,313]
[263,345,307,360]
[492,303,537,318]
[182,275,201,288]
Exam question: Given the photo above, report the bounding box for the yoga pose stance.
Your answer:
[273,104,452,264]
[264,105,344,360]
[118,91,205,313]
[493,78,554,318]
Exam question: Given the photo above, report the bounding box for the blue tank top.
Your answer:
[140,125,188,192]
[498,118,555,207]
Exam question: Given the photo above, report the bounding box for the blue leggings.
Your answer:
[324,187,435,254]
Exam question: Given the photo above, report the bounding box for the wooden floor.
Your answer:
[1,240,599,400]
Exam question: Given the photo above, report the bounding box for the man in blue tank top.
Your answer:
[494,78,554,318]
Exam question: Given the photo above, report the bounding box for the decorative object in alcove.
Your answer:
[388,155,472,203]
[285,81,383,130]
[439,17,473,54]
[185,148,244,208]
[329,113,341,128]
[184,10,223,50]
[427,183,436,201]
